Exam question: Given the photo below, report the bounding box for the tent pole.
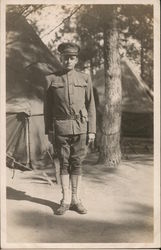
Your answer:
[25,116,32,169]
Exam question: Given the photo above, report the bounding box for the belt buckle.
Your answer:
[71,114,78,120]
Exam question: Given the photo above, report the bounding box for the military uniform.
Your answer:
[44,42,96,215]
[44,68,96,175]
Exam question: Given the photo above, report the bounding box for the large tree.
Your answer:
[97,6,122,166]
[75,5,122,166]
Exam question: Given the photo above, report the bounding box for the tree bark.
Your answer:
[99,13,122,167]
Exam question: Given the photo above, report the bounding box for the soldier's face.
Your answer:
[61,55,78,70]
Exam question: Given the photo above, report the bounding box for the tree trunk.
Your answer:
[99,13,122,167]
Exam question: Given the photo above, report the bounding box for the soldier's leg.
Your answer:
[70,134,87,214]
[55,135,71,215]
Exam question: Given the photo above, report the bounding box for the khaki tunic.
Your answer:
[44,69,96,135]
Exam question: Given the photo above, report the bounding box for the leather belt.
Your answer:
[54,114,80,120]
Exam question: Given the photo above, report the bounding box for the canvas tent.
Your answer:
[6,11,62,170]
[93,58,153,139]
[121,58,153,138]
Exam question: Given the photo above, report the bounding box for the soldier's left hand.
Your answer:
[88,133,95,142]
[87,133,95,148]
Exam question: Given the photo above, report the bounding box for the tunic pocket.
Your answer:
[51,82,64,88]
[74,78,87,87]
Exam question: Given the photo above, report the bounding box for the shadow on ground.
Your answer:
[7,207,153,243]
[7,186,59,213]
[7,186,153,243]
[82,152,153,185]
[120,201,153,217]
[6,147,153,243]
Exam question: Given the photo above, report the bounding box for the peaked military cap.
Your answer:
[58,42,80,56]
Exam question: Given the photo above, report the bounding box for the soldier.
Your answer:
[44,42,96,215]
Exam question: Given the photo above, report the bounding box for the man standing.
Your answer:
[44,42,96,215]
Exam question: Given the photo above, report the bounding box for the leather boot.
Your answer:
[55,175,70,215]
[70,175,87,214]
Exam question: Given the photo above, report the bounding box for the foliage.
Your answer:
[120,5,153,89]
[6,5,45,17]
[6,4,153,89]
[51,4,153,88]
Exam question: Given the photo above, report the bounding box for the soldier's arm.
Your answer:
[85,74,96,135]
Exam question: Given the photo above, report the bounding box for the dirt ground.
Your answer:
[6,140,153,244]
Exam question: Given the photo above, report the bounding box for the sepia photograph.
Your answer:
[0,0,160,248]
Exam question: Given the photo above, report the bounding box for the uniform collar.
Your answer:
[55,68,77,76]
[67,69,76,76]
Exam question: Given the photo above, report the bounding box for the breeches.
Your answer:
[56,134,87,175]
